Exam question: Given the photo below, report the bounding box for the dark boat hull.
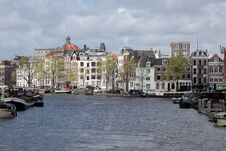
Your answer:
[179,102,191,109]
[4,97,35,111]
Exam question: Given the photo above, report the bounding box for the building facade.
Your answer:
[0,60,15,86]
[191,50,209,91]
[208,54,224,90]
[170,42,190,57]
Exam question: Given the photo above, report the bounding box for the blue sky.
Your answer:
[0,0,226,60]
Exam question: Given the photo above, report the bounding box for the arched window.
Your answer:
[210,67,213,73]
[214,67,218,73]
[172,83,175,89]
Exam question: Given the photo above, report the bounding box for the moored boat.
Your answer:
[0,102,17,118]
[4,97,36,111]
[214,112,226,127]
[55,89,72,94]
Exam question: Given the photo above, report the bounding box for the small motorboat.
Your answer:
[0,102,17,118]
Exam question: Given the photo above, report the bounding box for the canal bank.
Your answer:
[1,95,226,151]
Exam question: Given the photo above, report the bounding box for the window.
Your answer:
[87,76,89,80]
[146,69,150,74]
[214,78,218,82]
[219,67,223,73]
[172,83,175,89]
[204,68,206,74]
[162,60,168,65]
[157,75,161,80]
[162,83,165,89]
[199,60,201,65]
[210,78,213,82]
[187,74,191,79]
[193,60,196,66]
[194,68,196,74]
[204,60,206,65]
[182,75,185,79]
[80,62,84,66]
[91,62,96,67]
[91,68,96,73]
[214,67,218,73]
[97,62,101,66]
[97,75,101,79]
[80,68,84,73]
[87,63,89,67]
[146,84,150,90]
[210,67,213,73]
[199,78,202,84]
[80,76,84,79]
[156,82,159,89]
[157,68,161,72]
[194,77,196,84]
[146,77,150,80]
[91,75,95,79]
[219,78,223,82]
[146,62,150,67]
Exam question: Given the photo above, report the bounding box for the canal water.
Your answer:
[1,95,226,151]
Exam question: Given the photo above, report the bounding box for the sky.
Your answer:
[0,0,226,60]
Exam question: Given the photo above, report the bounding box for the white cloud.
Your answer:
[0,0,226,59]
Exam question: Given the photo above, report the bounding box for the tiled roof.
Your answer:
[60,43,80,51]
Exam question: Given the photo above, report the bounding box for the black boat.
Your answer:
[4,89,43,111]
[179,93,192,109]
[4,97,35,111]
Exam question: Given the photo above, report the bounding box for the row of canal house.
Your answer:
[118,47,192,93]
[118,44,225,93]
[14,37,225,93]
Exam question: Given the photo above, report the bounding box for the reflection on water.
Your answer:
[1,94,226,151]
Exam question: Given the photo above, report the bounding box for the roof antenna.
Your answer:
[196,37,199,50]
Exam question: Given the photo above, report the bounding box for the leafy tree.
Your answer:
[64,68,78,87]
[33,59,45,86]
[100,54,117,90]
[10,70,17,87]
[45,55,64,92]
[120,55,136,92]
[166,53,189,91]
[18,56,35,87]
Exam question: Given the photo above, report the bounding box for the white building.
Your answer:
[76,49,106,88]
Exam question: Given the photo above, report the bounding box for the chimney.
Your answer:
[84,44,87,51]
[100,43,106,51]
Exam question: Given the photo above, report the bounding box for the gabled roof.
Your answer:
[209,53,223,62]
[154,58,169,66]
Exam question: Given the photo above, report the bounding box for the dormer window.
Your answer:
[162,59,168,65]
[146,62,151,67]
